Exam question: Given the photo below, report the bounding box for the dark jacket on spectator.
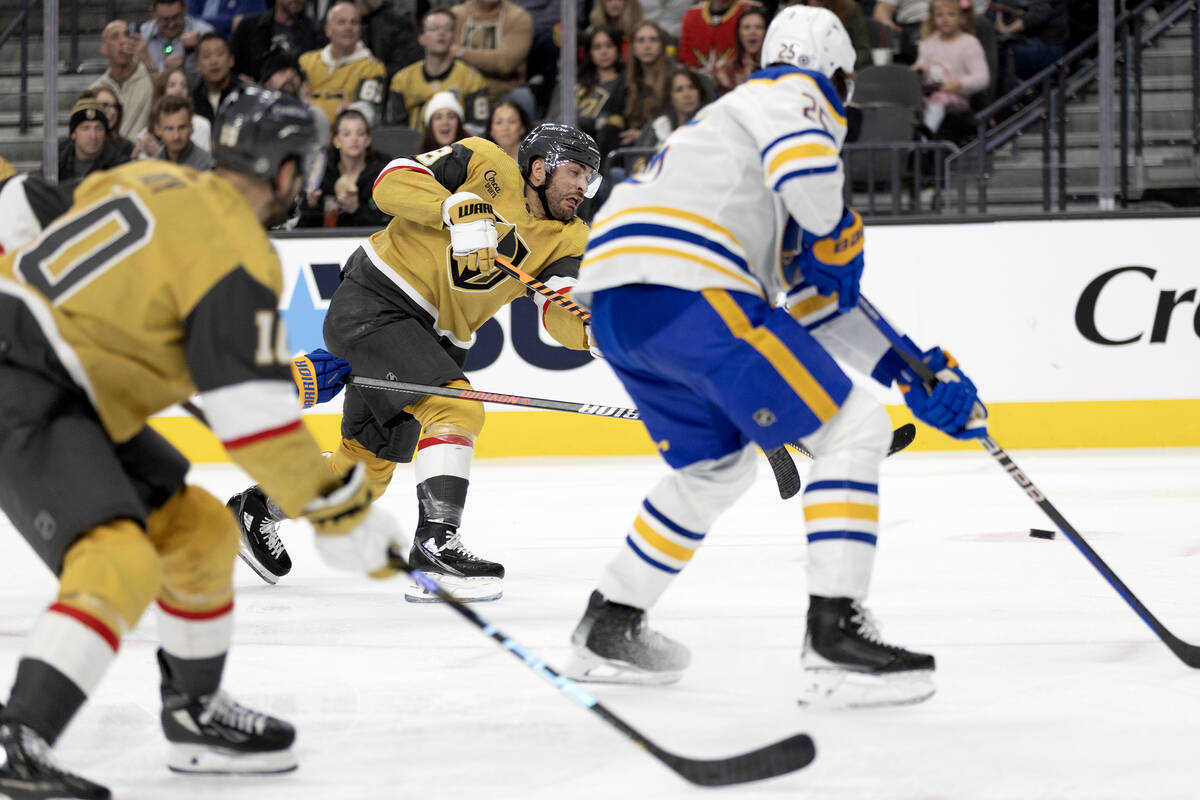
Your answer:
[1011,0,1068,44]
[56,138,128,180]
[229,9,321,81]
[193,78,249,123]
[297,147,393,228]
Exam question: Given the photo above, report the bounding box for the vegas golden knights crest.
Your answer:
[446,212,531,291]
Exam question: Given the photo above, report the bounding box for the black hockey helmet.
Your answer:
[518,123,602,199]
[211,84,325,192]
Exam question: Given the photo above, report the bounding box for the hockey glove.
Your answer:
[797,207,865,312]
[899,347,988,440]
[304,462,409,576]
[291,348,351,409]
[442,191,498,275]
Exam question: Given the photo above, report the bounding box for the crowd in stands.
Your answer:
[52,0,1069,221]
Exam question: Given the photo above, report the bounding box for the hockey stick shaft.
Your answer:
[859,294,1200,668]
[344,374,639,420]
[494,255,592,322]
[387,549,816,785]
[765,424,917,500]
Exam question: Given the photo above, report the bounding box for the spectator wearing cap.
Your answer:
[91,20,154,138]
[417,90,467,151]
[140,0,214,83]
[677,0,760,80]
[151,95,213,170]
[229,0,320,83]
[191,33,247,123]
[57,92,130,180]
[298,108,391,228]
[450,0,533,102]
[386,8,489,133]
[260,49,331,148]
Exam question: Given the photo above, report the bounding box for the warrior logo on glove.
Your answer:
[447,212,532,291]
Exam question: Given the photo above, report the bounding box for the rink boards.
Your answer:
[151,216,1200,460]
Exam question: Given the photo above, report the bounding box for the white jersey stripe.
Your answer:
[199,380,302,444]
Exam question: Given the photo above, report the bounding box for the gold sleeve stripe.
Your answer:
[767,142,840,174]
[702,289,839,422]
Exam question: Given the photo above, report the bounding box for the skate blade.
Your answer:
[797,667,935,710]
[237,545,281,586]
[167,743,298,774]
[562,648,684,686]
[404,574,502,603]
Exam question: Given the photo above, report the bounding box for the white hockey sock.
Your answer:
[157,599,233,661]
[598,445,755,608]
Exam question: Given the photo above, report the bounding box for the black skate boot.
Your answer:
[565,590,690,685]
[799,595,935,709]
[0,722,110,800]
[158,650,296,774]
[227,486,290,585]
[404,522,504,603]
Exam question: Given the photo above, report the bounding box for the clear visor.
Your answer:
[584,170,603,199]
[546,152,603,198]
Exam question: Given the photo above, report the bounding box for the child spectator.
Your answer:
[299,108,392,228]
[914,0,988,136]
[417,90,469,151]
[130,67,212,157]
[93,86,134,161]
[636,65,709,148]
[588,0,645,56]
[715,6,767,92]
[486,99,531,161]
[621,20,673,144]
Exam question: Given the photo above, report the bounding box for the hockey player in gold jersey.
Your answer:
[0,86,402,800]
[300,1,388,129]
[228,123,602,602]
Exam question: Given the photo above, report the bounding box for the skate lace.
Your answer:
[849,602,886,645]
[441,531,481,561]
[258,518,285,558]
[200,691,269,736]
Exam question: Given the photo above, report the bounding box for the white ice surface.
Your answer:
[1,448,1199,800]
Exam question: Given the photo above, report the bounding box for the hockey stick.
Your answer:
[344,374,639,419]
[858,294,1200,668]
[493,255,592,322]
[767,424,919,500]
[386,547,816,785]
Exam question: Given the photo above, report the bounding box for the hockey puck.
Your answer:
[1029,528,1056,540]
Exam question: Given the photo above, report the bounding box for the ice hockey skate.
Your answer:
[228,486,290,585]
[158,650,296,774]
[404,522,504,603]
[0,722,110,800]
[564,591,691,685]
[798,595,935,709]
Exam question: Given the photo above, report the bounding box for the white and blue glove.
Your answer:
[797,207,865,312]
[292,348,351,408]
[899,347,988,440]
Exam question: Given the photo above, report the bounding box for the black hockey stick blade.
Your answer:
[789,423,917,460]
[647,733,816,786]
[765,445,802,499]
[386,549,818,783]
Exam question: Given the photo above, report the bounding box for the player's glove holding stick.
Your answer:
[442,191,499,275]
[292,348,352,408]
[898,347,988,439]
[303,462,409,578]
[797,207,865,312]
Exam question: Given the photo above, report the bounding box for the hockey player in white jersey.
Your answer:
[565,5,988,708]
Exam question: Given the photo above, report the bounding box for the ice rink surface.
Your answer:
[1,447,1198,800]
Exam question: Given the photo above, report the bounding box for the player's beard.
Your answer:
[547,188,584,221]
[264,191,293,228]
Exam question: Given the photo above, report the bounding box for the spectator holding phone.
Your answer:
[91,20,154,137]
[140,0,214,83]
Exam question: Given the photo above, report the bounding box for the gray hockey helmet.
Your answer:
[211,85,325,191]
[518,123,603,198]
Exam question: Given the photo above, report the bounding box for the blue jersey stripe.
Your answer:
[760,128,838,158]
[642,499,705,541]
[626,535,682,573]
[805,480,879,495]
[772,164,840,192]
[589,222,749,272]
[807,530,879,546]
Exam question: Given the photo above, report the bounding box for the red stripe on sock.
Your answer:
[157,599,234,620]
[49,603,120,652]
[417,434,474,451]
[223,420,303,450]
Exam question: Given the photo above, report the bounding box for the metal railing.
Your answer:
[943,0,1200,212]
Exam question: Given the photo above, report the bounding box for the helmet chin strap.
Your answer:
[523,172,555,220]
